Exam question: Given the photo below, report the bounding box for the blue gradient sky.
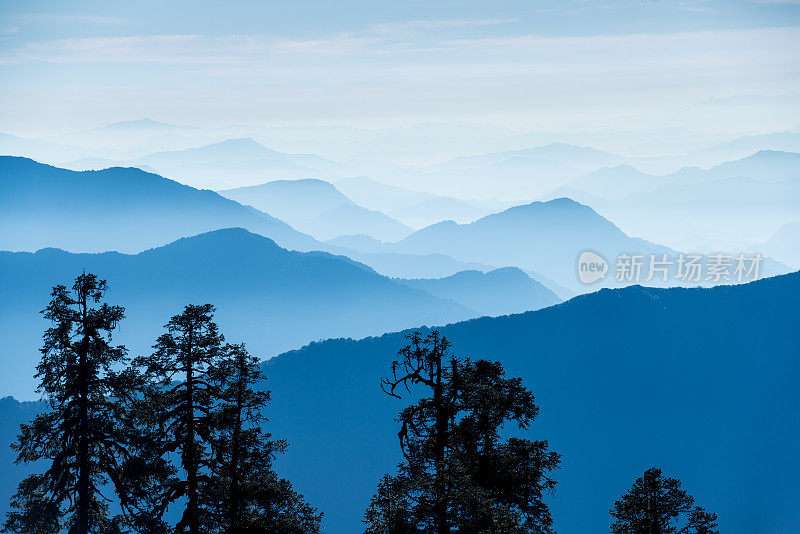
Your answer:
[1,0,799,134]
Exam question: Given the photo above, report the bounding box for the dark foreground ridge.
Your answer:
[1,272,797,533]
[262,272,800,533]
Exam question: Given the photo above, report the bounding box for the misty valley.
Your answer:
[1,2,799,533]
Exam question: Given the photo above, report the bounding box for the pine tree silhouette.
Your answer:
[364,330,560,534]
[133,304,225,534]
[610,468,718,534]
[3,273,133,534]
[207,343,322,533]
[126,305,321,534]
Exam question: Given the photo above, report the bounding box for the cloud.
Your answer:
[2,34,201,65]
[0,18,506,64]
[362,18,519,36]
[15,13,133,25]
[0,18,798,132]
[5,23,798,66]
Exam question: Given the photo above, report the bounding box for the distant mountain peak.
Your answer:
[99,118,181,130]
[440,267,533,284]
[117,118,167,126]
[221,177,344,194]
[482,197,610,225]
[270,178,330,185]
[604,163,643,173]
[134,137,286,165]
[264,178,346,193]
[425,219,460,229]
[194,137,282,155]
[744,149,799,160]
[0,157,319,253]
[539,142,599,150]
[412,197,601,233]
[214,137,264,148]
[500,197,589,214]
[510,142,617,157]
[541,196,583,207]
[140,227,281,255]
[486,266,530,278]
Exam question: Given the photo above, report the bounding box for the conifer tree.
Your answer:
[364,331,560,534]
[207,343,322,533]
[130,306,321,534]
[4,273,131,534]
[610,468,718,534]
[375,331,455,534]
[451,359,560,533]
[133,304,225,534]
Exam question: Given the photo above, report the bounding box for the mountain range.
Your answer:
[388,142,692,199]
[334,249,497,279]
[5,156,789,289]
[3,269,796,534]
[293,204,412,242]
[219,179,356,220]
[410,144,594,198]
[219,179,412,242]
[333,176,501,229]
[0,156,322,253]
[67,138,346,189]
[556,150,800,249]
[0,228,476,398]
[5,120,798,254]
[51,118,201,150]
[389,196,490,228]
[333,176,437,213]
[1,117,798,534]
[0,157,515,280]
[256,271,800,534]
[382,198,675,291]
[755,221,800,269]
[397,267,561,316]
[0,133,99,164]
[564,150,800,200]
[687,131,800,167]
[431,143,626,174]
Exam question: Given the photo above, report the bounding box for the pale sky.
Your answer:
[1,0,799,136]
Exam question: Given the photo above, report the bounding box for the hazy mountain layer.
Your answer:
[257,272,799,534]
[0,156,320,253]
[397,267,561,316]
[755,221,800,269]
[388,198,674,291]
[0,228,471,398]
[566,150,800,200]
[293,204,412,242]
[333,176,436,213]
[1,237,797,534]
[558,150,800,249]
[389,196,489,228]
[218,178,356,221]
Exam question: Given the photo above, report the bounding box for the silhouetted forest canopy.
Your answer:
[3,273,720,534]
[3,274,321,534]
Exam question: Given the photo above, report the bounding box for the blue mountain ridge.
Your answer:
[396,267,561,316]
[0,269,797,533]
[260,271,799,534]
[0,156,320,253]
[388,197,676,291]
[0,228,473,398]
